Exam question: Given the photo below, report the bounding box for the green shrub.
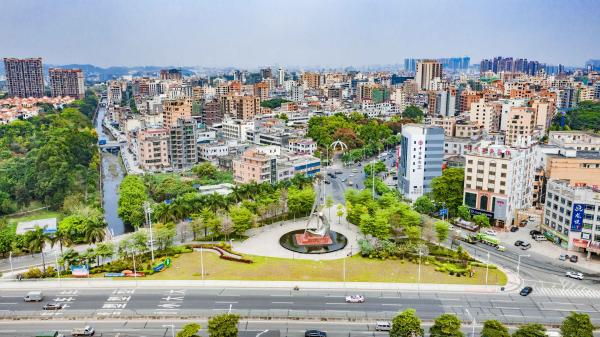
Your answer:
[24,268,43,279]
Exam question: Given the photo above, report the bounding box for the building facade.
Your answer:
[415,60,442,91]
[3,57,45,98]
[398,124,445,201]
[49,68,85,99]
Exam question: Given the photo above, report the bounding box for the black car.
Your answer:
[519,286,533,296]
[570,255,578,263]
[42,303,63,310]
[334,171,343,175]
[305,330,327,337]
[514,240,524,246]
[529,230,542,236]
[324,180,331,184]
[510,226,519,232]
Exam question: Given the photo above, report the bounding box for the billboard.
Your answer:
[570,203,585,232]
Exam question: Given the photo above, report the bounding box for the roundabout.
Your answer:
[279,228,347,254]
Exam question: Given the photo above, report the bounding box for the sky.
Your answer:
[1,0,600,68]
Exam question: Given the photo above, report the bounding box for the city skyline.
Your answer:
[1,0,600,68]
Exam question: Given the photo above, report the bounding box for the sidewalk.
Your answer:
[0,278,516,293]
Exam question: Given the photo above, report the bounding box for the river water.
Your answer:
[95,100,129,235]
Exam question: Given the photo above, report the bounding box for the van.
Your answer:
[533,234,547,241]
[24,291,43,302]
[375,321,392,331]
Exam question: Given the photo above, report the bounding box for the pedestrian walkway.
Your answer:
[534,287,600,298]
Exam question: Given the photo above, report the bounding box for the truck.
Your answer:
[71,326,95,336]
[24,290,43,302]
[476,232,501,247]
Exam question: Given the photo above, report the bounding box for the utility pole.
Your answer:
[144,202,155,263]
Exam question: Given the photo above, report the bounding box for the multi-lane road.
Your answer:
[1,285,600,326]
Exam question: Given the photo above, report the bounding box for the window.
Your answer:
[480,195,489,211]
[465,192,477,208]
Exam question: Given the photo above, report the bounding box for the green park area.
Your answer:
[142,251,507,285]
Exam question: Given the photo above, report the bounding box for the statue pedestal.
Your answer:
[294,232,333,246]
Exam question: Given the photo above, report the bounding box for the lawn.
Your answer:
[142,251,507,285]
[7,209,63,225]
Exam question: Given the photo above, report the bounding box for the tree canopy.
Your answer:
[207,314,239,337]
[429,313,464,337]
[560,312,594,337]
[390,308,424,337]
[430,168,465,217]
[512,323,546,337]
[553,101,600,132]
[480,320,509,337]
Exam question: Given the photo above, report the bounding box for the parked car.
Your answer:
[514,240,524,246]
[345,295,365,303]
[71,326,95,336]
[305,330,327,337]
[42,303,63,311]
[510,226,519,232]
[496,245,506,252]
[335,171,343,175]
[570,255,578,263]
[324,180,331,184]
[566,271,584,280]
[559,254,569,261]
[484,230,497,236]
[533,234,547,241]
[521,242,532,250]
[529,230,542,236]
[375,321,392,331]
[519,286,533,296]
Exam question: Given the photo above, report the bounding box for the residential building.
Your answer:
[137,128,170,171]
[163,98,193,128]
[463,143,535,227]
[542,179,600,257]
[504,106,537,147]
[169,118,198,170]
[49,68,85,99]
[277,67,285,86]
[108,82,123,106]
[398,124,445,201]
[160,68,182,81]
[549,131,600,151]
[233,148,278,184]
[469,98,501,132]
[415,60,442,91]
[220,94,260,120]
[288,139,317,155]
[3,57,45,98]
[198,142,230,162]
[301,72,321,89]
[221,117,254,142]
[455,121,482,138]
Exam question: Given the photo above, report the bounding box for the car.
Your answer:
[375,321,392,331]
[566,271,584,280]
[42,303,63,310]
[521,242,531,250]
[341,178,347,183]
[496,245,506,252]
[570,255,578,263]
[510,226,519,232]
[519,286,533,296]
[305,330,327,337]
[484,230,497,236]
[514,240,524,246]
[349,174,355,177]
[324,180,331,184]
[357,163,362,166]
[529,230,542,236]
[352,169,358,173]
[335,171,343,175]
[559,254,569,261]
[345,295,365,303]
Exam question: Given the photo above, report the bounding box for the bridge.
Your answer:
[99,141,122,154]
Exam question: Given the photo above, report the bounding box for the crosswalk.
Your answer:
[534,287,600,298]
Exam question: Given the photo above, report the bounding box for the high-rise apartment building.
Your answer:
[169,118,198,170]
[415,60,442,91]
[3,57,45,98]
[301,72,321,90]
[469,98,501,132]
[137,128,170,171]
[49,68,85,99]
[398,124,445,201]
[277,67,285,86]
[220,95,260,120]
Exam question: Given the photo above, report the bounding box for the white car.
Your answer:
[566,271,584,280]
[345,295,365,303]
[484,230,497,236]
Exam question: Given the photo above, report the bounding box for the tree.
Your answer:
[94,242,115,265]
[359,211,391,239]
[413,196,436,214]
[0,224,16,257]
[155,226,176,250]
[176,323,201,337]
[325,195,334,220]
[219,215,235,240]
[430,168,464,217]
[207,314,239,337]
[481,320,509,337]
[84,220,106,244]
[429,313,464,337]
[457,205,471,221]
[560,312,594,337]
[118,175,148,228]
[390,308,424,337]
[403,105,424,121]
[512,324,546,337]
[434,220,450,245]
[473,214,491,228]
[336,204,344,224]
[363,161,387,176]
[24,226,52,271]
[229,206,255,235]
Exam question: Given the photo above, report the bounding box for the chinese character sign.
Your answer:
[571,203,585,232]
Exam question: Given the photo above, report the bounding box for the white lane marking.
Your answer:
[0,303,17,305]
[271,301,294,304]
[269,294,290,297]
[325,302,347,305]
[381,303,402,306]
[215,301,238,304]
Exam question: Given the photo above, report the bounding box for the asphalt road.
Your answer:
[1,286,599,326]
[0,319,594,337]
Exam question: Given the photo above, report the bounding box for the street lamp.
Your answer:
[144,202,155,263]
[485,251,490,285]
[517,254,530,278]
[162,324,176,337]
[417,249,423,286]
[343,245,352,286]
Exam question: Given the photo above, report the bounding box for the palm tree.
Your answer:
[229,185,243,204]
[58,248,80,271]
[84,221,106,244]
[25,226,52,272]
[50,228,73,253]
[94,242,115,265]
